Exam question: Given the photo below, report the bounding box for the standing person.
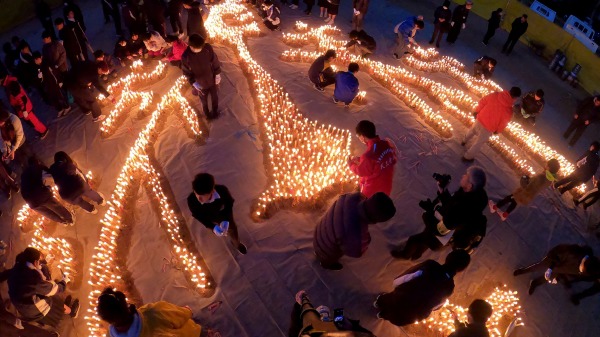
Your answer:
[446,0,472,44]
[553,141,599,195]
[513,244,600,297]
[345,30,376,57]
[304,0,315,15]
[324,0,339,25]
[34,0,56,39]
[429,0,452,48]
[8,247,80,325]
[448,300,493,337]
[472,55,496,79]
[352,0,370,32]
[21,157,74,226]
[489,159,560,221]
[122,0,146,36]
[393,15,425,59]
[502,14,528,55]
[97,288,203,337]
[262,0,281,31]
[3,77,49,139]
[63,0,86,31]
[308,50,336,91]
[348,120,397,197]
[163,35,188,67]
[375,250,471,326]
[482,8,503,45]
[41,30,68,81]
[15,42,38,91]
[187,173,248,254]
[50,151,106,214]
[3,42,19,74]
[515,89,544,126]
[143,0,167,37]
[318,0,328,18]
[64,61,112,122]
[461,87,521,162]
[168,0,184,37]
[101,0,124,36]
[55,18,88,65]
[183,0,207,38]
[181,34,222,120]
[314,192,396,270]
[574,176,599,210]
[33,52,71,117]
[333,63,360,107]
[563,95,600,146]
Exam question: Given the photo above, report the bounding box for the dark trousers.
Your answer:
[502,33,520,54]
[576,188,600,209]
[563,119,587,146]
[310,68,336,88]
[169,3,184,34]
[497,194,517,214]
[198,85,219,118]
[429,23,446,46]
[305,3,314,13]
[149,17,167,37]
[31,198,73,225]
[73,96,102,118]
[264,21,279,31]
[40,18,56,39]
[446,23,461,43]
[63,186,104,213]
[555,174,585,194]
[482,25,496,44]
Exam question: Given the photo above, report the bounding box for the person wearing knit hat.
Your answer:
[429,0,452,48]
[314,192,396,270]
[448,299,492,337]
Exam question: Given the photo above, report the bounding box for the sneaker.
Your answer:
[289,4,298,9]
[85,207,98,214]
[324,17,331,23]
[319,12,324,17]
[488,200,498,213]
[39,129,49,140]
[313,83,324,92]
[69,298,80,318]
[499,212,508,221]
[428,40,434,44]
[93,115,107,123]
[84,110,92,115]
[13,318,24,330]
[97,192,106,206]
[332,96,339,104]
[237,243,247,254]
[392,53,399,60]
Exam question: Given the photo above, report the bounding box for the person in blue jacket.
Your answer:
[333,63,359,107]
[393,15,424,59]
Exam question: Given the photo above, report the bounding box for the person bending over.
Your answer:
[333,63,360,107]
[308,49,336,91]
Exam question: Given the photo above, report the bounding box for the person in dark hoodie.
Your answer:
[183,0,207,38]
[64,60,112,122]
[446,0,472,44]
[391,166,488,260]
[333,62,359,107]
[472,55,496,80]
[554,141,600,194]
[49,151,105,214]
[143,0,167,37]
[63,0,86,31]
[41,30,68,81]
[314,192,396,270]
[33,52,71,117]
[308,49,336,91]
[563,95,600,146]
[429,0,451,48]
[122,0,147,36]
[114,37,133,66]
[448,299,493,337]
[375,250,471,326]
[21,157,74,225]
[502,14,528,55]
[8,247,80,326]
[187,173,248,254]
[55,17,88,66]
[181,34,222,120]
[482,8,502,46]
[16,41,38,91]
[168,0,185,37]
[346,30,376,57]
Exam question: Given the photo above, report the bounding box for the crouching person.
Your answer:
[262,0,281,31]
[333,63,360,108]
[308,49,336,92]
[314,192,396,270]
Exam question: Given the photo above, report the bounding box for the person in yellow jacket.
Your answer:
[97,288,204,337]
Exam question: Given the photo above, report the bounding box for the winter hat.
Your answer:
[362,192,396,223]
[443,0,451,7]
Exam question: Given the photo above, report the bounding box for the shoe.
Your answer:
[324,17,331,23]
[499,212,508,221]
[57,108,66,117]
[13,318,24,330]
[84,110,92,115]
[460,141,466,146]
[332,96,340,104]
[513,268,525,277]
[237,243,247,254]
[64,295,72,307]
[97,192,106,206]
[313,83,324,92]
[344,104,350,108]
[319,12,324,18]
[392,53,399,60]
[390,248,409,259]
[39,129,49,140]
[93,115,107,122]
[85,207,98,214]
[461,156,475,163]
[320,261,343,270]
[69,299,80,318]
[207,110,220,120]
[289,4,298,9]
[488,200,498,213]
[528,279,541,295]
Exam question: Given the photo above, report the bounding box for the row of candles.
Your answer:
[206,2,356,219]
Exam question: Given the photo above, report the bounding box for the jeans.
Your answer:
[31,198,74,224]
[198,85,219,118]
[64,186,104,212]
[462,120,493,160]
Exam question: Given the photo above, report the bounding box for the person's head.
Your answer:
[495,8,503,14]
[19,41,31,54]
[97,61,110,75]
[442,0,450,9]
[415,19,425,30]
[467,299,493,324]
[33,51,42,65]
[545,158,560,174]
[348,62,359,73]
[361,192,396,223]
[93,50,105,61]
[17,247,43,268]
[42,30,53,43]
[118,37,127,46]
[263,0,273,8]
[165,35,180,45]
[55,18,65,29]
[192,173,216,203]
[465,0,473,9]
[460,166,486,192]
[141,32,153,42]
[580,256,600,276]
[97,288,136,331]
[11,36,21,48]
[349,30,360,40]
[488,58,497,69]
[131,32,139,41]
[521,14,528,22]
[8,81,21,97]
[534,89,544,100]
[324,49,336,62]
[188,34,205,52]
[443,249,471,274]
[355,120,376,143]
[590,141,600,153]
[66,8,75,20]
[0,107,11,126]
[593,95,600,106]
[509,86,521,99]
[54,151,73,164]
[28,156,44,168]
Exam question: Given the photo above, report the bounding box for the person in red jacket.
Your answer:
[2,75,48,139]
[348,120,397,197]
[163,34,188,68]
[461,87,521,162]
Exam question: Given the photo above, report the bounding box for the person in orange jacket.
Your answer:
[2,74,48,139]
[461,87,521,162]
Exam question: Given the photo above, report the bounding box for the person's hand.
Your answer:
[215,74,221,85]
[61,270,71,284]
[462,23,466,29]
[22,111,29,119]
[8,151,15,161]
[544,268,557,283]
[574,114,579,119]
[450,21,455,27]
[295,290,308,304]
[184,305,193,313]
[193,82,202,91]
[439,18,445,22]
[585,120,590,125]
[354,9,360,15]
[59,82,63,88]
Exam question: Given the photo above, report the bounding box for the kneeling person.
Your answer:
[333,63,360,107]
[308,49,336,91]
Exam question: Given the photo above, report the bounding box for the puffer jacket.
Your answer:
[334,71,359,104]
[475,90,514,133]
[349,136,396,197]
[313,193,371,263]
[181,43,221,89]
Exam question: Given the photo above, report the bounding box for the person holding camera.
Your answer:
[461,87,521,162]
[391,166,488,260]
[348,120,397,197]
[374,250,471,327]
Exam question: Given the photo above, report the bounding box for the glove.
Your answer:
[213,225,225,236]
[354,9,360,15]
[215,74,221,85]
[193,82,202,91]
[462,23,466,29]
[450,21,455,27]
[22,111,29,118]
[219,221,229,235]
[544,268,557,283]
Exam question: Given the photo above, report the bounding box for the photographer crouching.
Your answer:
[391,166,488,260]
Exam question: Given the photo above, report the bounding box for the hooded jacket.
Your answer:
[20,161,54,208]
[186,2,207,38]
[181,43,222,89]
[334,71,359,104]
[42,40,68,74]
[349,136,397,197]
[49,160,87,201]
[475,90,514,133]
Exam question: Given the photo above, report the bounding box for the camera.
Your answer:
[432,173,451,189]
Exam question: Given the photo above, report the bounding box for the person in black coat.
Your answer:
[314,192,396,270]
[563,95,600,146]
[55,18,88,66]
[308,49,336,91]
[122,0,146,36]
[429,0,451,48]
[448,299,492,337]
[446,0,472,43]
[183,0,207,38]
[128,32,147,58]
[391,166,488,260]
[15,42,38,91]
[65,61,112,122]
[502,14,528,55]
[482,8,502,45]
[21,157,74,225]
[63,0,86,31]
[513,244,600,301]
[554,141,600,194]
[181,34,222,120]
[187,173,247,254]
[41,30,68,81]
[168,0,185,36]
[100,0,124,36]
[143,0,167,37]
[346,30,376,57]
[34,0,56,39]
[473,55,496,79]
[375,250,471,327]
[33,52,71,117]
